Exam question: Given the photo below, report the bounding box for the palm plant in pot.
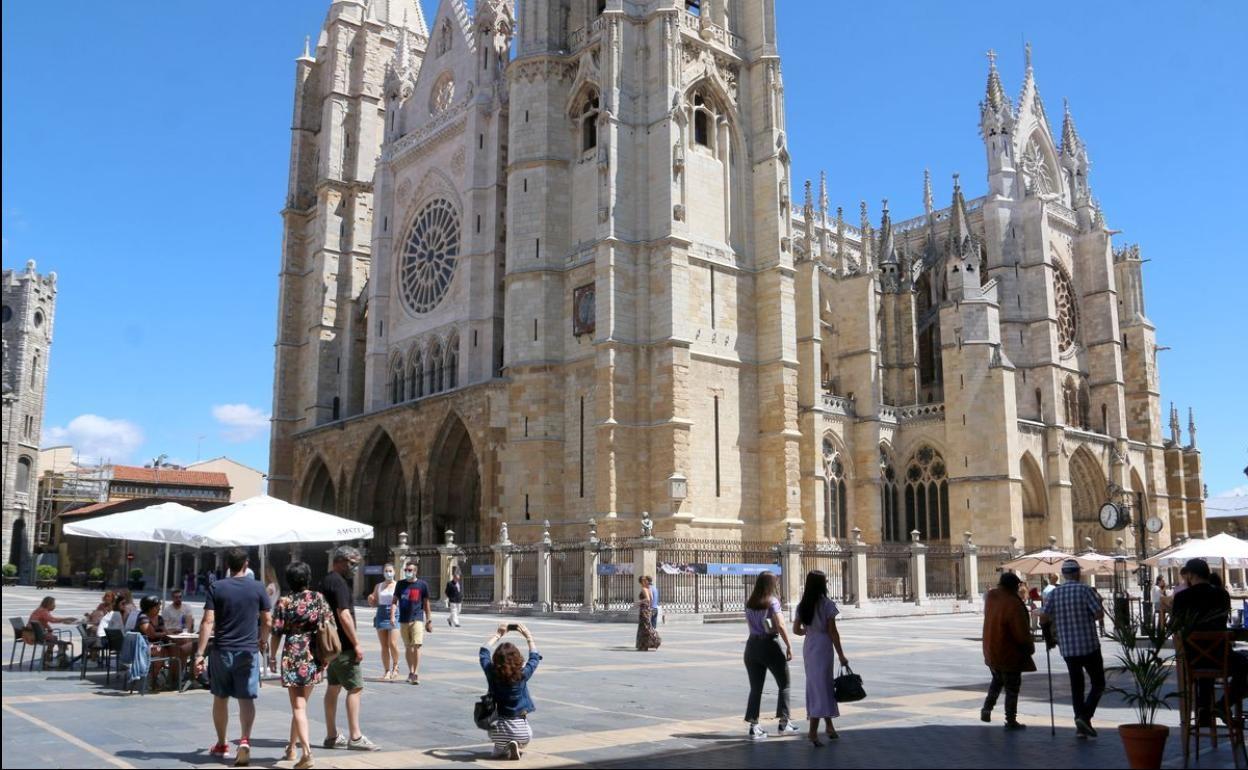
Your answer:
[1108,616,1176,769]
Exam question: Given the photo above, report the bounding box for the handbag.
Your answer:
[474,692,499,730]
[314,612,342,666]
[833,663,866,703]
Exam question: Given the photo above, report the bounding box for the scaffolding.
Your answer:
[35,466,108,548]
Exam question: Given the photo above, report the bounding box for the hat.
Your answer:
[1061,559,1081,575]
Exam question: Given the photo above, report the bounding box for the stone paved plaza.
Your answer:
[1,586,1239,768]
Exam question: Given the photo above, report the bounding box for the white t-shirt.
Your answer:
[161,603,195,631]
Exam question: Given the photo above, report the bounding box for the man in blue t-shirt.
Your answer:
[194,547,271,765]
[395,562,433,685]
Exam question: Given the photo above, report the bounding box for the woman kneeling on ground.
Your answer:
[480,622,542,760]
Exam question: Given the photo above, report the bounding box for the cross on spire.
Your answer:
[986,49,997,69]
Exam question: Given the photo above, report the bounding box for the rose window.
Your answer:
[398,199,460,315]
[1054,263,1078,351]
[431,75,455,115]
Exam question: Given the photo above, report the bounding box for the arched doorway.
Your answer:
[1070,447,1109,551]
[301,457,337,514]
[428,415,482,545]
[1021,452,1048,548]
[353,431,409,571]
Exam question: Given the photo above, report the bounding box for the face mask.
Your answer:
[384,571,395,580]
[345,564,359,579]
[404,571,415,579]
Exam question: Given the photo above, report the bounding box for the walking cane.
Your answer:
[1046,643,1056,736]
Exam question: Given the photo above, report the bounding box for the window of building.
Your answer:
[580,92,600,152]
[880,449,901,542]
[693,92,713,148]
[903,445,950,542]
[823,438,847,541]
[447,337,459,389]
[686,0,701,16]
[410,353,424,398]
[16,456,32,494]
[390,358,405,405]
[438,21,452,57]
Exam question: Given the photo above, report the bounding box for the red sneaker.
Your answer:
[234,739,251,767]
[208,743,229,757]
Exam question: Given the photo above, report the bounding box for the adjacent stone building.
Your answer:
[2,260,56,578]
[270,0,1204,564]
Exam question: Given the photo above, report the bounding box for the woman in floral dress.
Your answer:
[268,561,331,769]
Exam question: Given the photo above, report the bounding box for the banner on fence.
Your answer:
[703,563,782,576]
[596,563,635,576]
[363,565,383,576]
[471,564,495,577]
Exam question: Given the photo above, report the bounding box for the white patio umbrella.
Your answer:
[63,501,203,599]
[1143,533,1248,569]
[1002,548,1074,576]
[1073,551,1138,574]
[154,495,375,587]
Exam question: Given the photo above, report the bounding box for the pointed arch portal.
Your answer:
[353,431,409,566]
[428,415,482,545]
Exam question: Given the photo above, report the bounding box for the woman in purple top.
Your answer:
[742,571,799,740]
[792,570,849,746]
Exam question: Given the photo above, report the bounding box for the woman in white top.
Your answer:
[368,564,400,681]
[97,595,130,638]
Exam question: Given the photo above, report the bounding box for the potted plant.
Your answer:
[128,568,145,591]
[1108,616,1176,769]
[2,563,17,587]
[88,567,106,589]
[35,564,58,589]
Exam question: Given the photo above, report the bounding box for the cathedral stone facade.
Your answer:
[269,0,1204,565]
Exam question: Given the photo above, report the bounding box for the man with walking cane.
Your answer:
[1038,559,1106,739]
[980,572,1035,731]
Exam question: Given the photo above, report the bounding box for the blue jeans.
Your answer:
[209,650,260,700]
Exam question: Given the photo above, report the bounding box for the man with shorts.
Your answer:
[194,548,271,766]
[321,546,379,751]
[395,562,434,684]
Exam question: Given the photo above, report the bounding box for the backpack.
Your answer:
[315,611,342,666]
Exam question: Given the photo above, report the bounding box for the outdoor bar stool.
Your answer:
[8,617,41,670]
[1180,631,1243,763]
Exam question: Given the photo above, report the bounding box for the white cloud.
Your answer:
[212,403,270,443]
[1212,485,1248,499]
[43,414,145,465]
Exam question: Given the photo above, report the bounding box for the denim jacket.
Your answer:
[479,646,541,718]
[121,631,150,684]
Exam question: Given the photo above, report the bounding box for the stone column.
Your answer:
[352,540,365,598]
[192,551,202,594]
[537,521,553,613]
[582,519,601,616]
[637,513,660,584]
[849,527,868,609]
[493,522,514,610]
[962,531,979,603]
[909,530,927,606]
[777,522,803,613]
[438,529,460,593]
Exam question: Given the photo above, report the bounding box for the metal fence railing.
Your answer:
[597,546,637,611]
[799,545,854,604]
[550,543,585,611]
[408,547,442,601]
[509,545,539,607]
[976,546,1014,597]
[656,540,782,615]
[925,545,962,600]
[458,545,495,605]
[866,544,911,602]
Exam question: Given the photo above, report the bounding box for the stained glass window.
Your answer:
[399,199,460,315]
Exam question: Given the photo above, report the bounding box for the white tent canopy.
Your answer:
[1143,533,1248,569]
[63,501,203,599]
[155,495,374,548]
[154,496,375,588]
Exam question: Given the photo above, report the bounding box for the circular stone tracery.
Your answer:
[399,199,460,315]
[1054,263,1078,351]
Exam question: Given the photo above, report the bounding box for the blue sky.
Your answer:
[2,1,1244,495]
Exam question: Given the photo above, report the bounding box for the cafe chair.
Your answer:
[76,623,109,680]
[29,623,74,671]
[8,617,40,670]
[1179,631,1243,763]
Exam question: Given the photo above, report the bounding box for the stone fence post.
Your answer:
[390,531,410,574]
[537,521,553,613]
[850,527,868,609]
[909,530,927,606]
[438,529,460,597]
[962,531,979,603]
[582,518,601,616]
[636,512,660,586]
[777,523,803,613]
[493,522,514,610]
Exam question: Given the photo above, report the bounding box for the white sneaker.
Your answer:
[748,724,768,740]
[777,720,800,735]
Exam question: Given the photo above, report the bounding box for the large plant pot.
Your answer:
[1118,724,1169,770]
[127,579,146,591]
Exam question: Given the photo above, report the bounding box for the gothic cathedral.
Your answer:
[268,0,1203,565]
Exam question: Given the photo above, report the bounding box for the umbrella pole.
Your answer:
[162,542,171,600]
[1047,644,1055,736]
[260,544,266,589]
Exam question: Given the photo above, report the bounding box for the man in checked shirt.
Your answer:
[1038,559,1106,739]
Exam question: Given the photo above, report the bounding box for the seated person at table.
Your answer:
[27,596,76,664]
[135,595,193,687]
[160,589,195,633]
[1172,558,1246,713]
[88,591,116,627]
[97,595,131,639]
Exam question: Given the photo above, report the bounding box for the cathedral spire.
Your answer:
[923,168,933,218]
[1170,402,1181,445]
[301,35,312,60]
[818,170,829,223]
[1188,407,1198,449]
[984,48,1008,112]
[979,48,1015,142]
[835,206,847,274]
[946,173,971,255]
[878,199,897,265]
[802,180,814,258]
[1060,97,1082,156]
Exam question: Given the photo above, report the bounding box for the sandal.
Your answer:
[283,745,297,762]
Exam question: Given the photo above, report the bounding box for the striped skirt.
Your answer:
[489,716,532,755]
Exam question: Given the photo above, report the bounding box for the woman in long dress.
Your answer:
[636,576,661,651]
[792,570,849,746]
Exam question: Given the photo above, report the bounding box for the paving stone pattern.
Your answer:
[1,587,1237,768]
